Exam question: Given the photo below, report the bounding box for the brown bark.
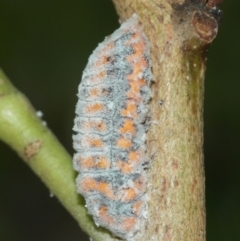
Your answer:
[107,0,220,240]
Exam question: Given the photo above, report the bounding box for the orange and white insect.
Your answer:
[73,14,153,240]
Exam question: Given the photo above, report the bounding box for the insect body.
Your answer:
[73,14,153,240]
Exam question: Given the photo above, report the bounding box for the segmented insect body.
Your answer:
[73,14,153,240]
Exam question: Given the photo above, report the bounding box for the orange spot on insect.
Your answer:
[82,119,108,132]
[121,217,137,231]
[132,200,143,215]
[96,156,111,169]
[118,119,135,135]
[95,43,115,67]
[133,177,145,191]
[95,56,109,67]
[78,155,110,169]
[126,40,146,62]
[86,86,111,100]
[129,81,141,94]
[78,156,95,168]
[89,71,106,84]
[115,151,141,173]
[116,161,132,173]
[89,88,100,98]
[126,79,147,100]
[95,121,108,132]
[127,60,148,81]
[98,71,106,79]
[99,206,115,225]
[121,101,138,118]
[129,151,140,162]
[116,138,132,149]
[80,178,115,199]
[121,188,137,202]
[86,137,103,148]
[85,102,105,114]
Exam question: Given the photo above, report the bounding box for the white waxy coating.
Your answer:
[73,14,153,240]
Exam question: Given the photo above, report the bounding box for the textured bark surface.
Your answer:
[105,0,220,240]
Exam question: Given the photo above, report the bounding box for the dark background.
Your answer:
[0,1,238,240]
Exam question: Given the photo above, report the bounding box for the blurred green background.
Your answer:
[0,1,239,241]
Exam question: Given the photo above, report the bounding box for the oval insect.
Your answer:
[73,14,153,240]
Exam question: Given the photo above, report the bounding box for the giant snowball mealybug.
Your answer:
[73,14,153,240]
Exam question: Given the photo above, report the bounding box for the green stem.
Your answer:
[0,69,115,241]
